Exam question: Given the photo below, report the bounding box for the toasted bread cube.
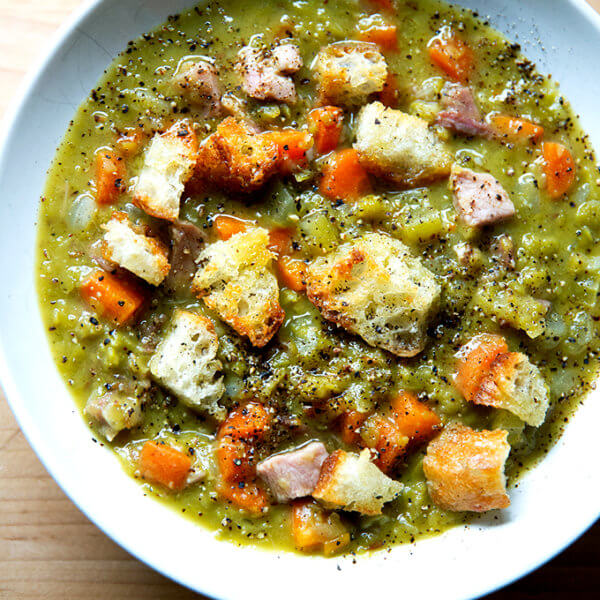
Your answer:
[102,212,170,286]
[423,424,510,512]
[84,392,143,442]
[312,41,388,106]
[133,120,198,221]
[473,351,549,427]
[193,117,280,194]
[306,232,440,357]
[354,101,452,187]
[192,227,284,347]
[148,310,225,419]
[312,449,402,515]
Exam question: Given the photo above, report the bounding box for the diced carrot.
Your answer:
[139,440,192,491]
[320,149,371,202]
[277,256,307,292]
[218,402,272,443]
[391,391,441,445]
[360,414,408,473]
[268,227,294,255]
[378,72,399,108]
[218,481,270,515]
[95,149,126,205]
[291,500,350,555]
[80,269,145,325]
[491,115,544,144]
[264,129,314,172]
[366,0,395,13]
[216,438,256,483]
[359,24,398,52]
[339,411,369,445]
[428,29,474,83]
[213,214,249,240]
[454,334,509,401]
[543,141,576,199]
[307,106,344,155]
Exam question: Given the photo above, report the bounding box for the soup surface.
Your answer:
[37,0,600,555]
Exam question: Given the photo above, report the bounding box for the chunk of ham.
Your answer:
[236,43,302,103]
[436,83,491,138]
[451,165,515,227]
[257,441,328,502]
[173,60,222,116]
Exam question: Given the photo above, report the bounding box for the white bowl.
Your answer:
[1,1,599,598]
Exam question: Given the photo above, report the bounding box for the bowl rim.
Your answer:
[1,1,599,598]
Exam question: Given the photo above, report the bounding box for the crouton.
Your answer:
[148,310,225,419]
[306,232,440,357]
[473,351,550,427]
[354,101,452,187]
[102,212,170,286]
[133,120,198,221]
[84,392,142,442]
[423,424,510,512]
[192,227,284,347]
[312,449,402,515]
[312,41,388,106]
[450,165,515,227]
[193,117,280,194]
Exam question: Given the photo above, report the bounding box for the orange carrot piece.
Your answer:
[276,256,307,292]
[543,141,576,199]
[391,391,441,446]
[218,402,271,443]
[218,481,270,515]
[359,24,398,52]
[95,149,126,205]
[491,115,544,144]
[307,106,344,155]
[428,30,474,83]
[268,227,294,255]
[320,149,371,202]
[339,411,369,445]
[216,438,256,483]
[378,72,400,108]
[139,441,192,491]
[264,129,313,172]
[360,414,408,473]
[291,500,350,554]
[80,269,145,325]
[454,334,509,401]
[213,214,249,240]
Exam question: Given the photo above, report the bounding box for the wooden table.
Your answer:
[1,1,599,598]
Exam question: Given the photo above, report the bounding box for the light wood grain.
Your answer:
[1,1,599,598]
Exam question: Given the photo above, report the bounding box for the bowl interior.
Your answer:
[0,1,599,599]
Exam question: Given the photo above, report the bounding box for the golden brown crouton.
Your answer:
[473,351,549,427]
[312,41,388,106]
[306,232,440,357]
[148,310,225,419]
[193,117,280,194]
[354,101,452,187]
[312,449,402,515]
[423,424,510,512]
[192,227,284,347]
[102,212,170,286]
[133,120,198,221]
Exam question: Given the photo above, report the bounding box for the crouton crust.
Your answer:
[148,309,225,419]
[423,424,510,512]
[133,120,198,221]
[193,117,280,193]
[306,232,440,357]
[313,449,402,515]
[313,41,388,106]
[354,101,452,187]
[192,227,284,347]
[473,351,550,427]
[102,212,170,286]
